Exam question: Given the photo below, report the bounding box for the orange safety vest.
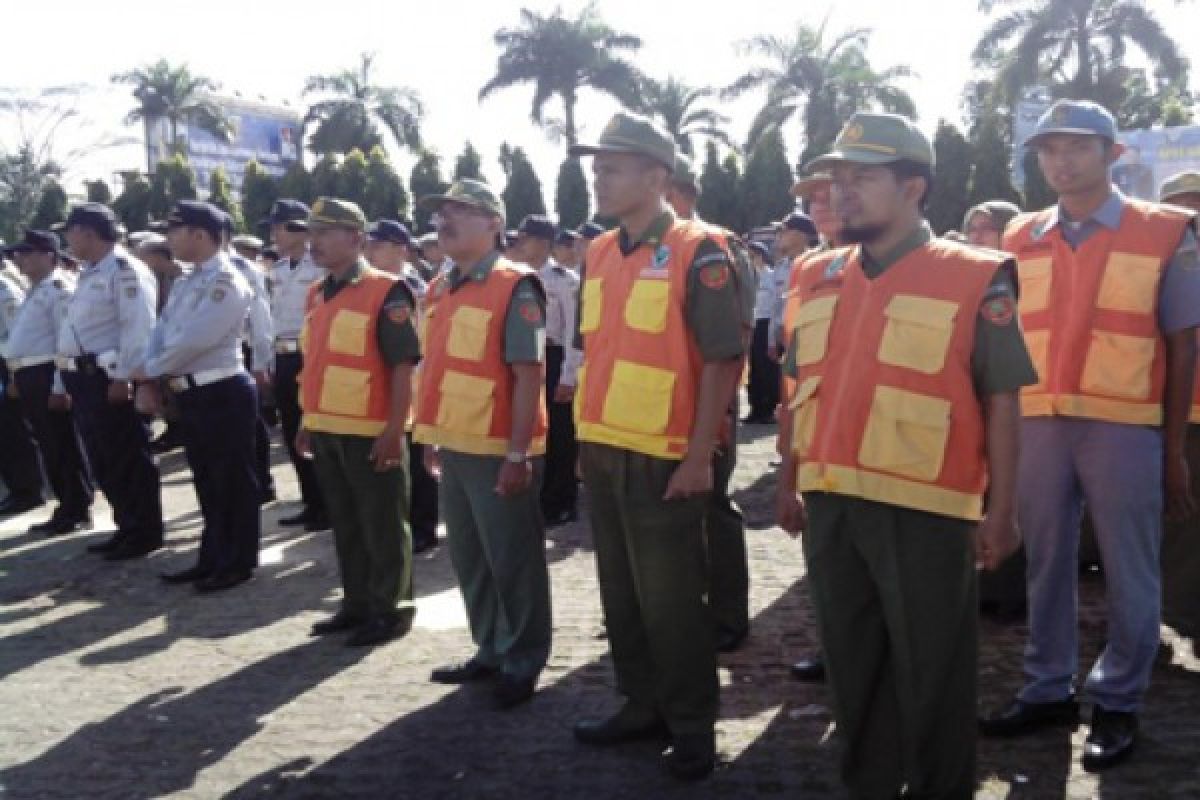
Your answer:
[574,220,711,460]
[412,257,548,456]
[299,265,399,436]
[779,248,825,403]
[787,239,1000,521]
[1006,199,1195,426]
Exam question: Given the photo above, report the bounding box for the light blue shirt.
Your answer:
[142,251,253,378]
[229,250,274,372]
[6,269,72,360]
[0,269,24,348]
[57,245,157,380]
[1035,190,1200,334]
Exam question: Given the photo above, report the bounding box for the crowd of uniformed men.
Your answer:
[2,97,1200,797]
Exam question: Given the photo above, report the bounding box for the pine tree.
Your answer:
[410,149,449,233]
[149,154,197,221]
[453,141,485,182]
[29,181,68,230]
[208,166,244,232]
[738,128,793,229]
[555,157,589,229]
[337,148,370,208]
[85,180,113,205]
[967,112,1022,209]
[112,171,154,232]
[926,120,972,235]
[363,145,410,223]
[501,146,546,229]
[311,153,341,200]
[240,160,279,236]
[277,161,314,204]
[697,142,743,232]
[1021,149,1056,210]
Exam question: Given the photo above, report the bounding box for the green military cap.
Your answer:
[791,171,832,199]
[308,197,368,231]
[418,178,506,223]
[1160,171,1200,203]
[569,111,677,171]
[805,112,934,172]
[671,154,700,191]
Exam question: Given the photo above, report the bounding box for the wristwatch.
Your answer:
[505,451,528,464]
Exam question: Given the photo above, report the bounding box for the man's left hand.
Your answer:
[369,424,405,472]
[495,459,533,496]
[664,454,713,500]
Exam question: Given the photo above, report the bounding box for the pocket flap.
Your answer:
[883,295,958,328]
[788,375,821,410]
[872,385,951,426]
[440,370,495,398]
[796,295,838,326]
[611,360,675,392]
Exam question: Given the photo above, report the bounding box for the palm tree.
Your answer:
[479,3,644,149]
[724,20,915,166]
[112,60,232,172]
[641,76,734,157]
[303,53,423,156]
[973,0,1189,109]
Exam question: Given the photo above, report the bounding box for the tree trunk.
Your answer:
[564,91,578,151]
[1074,5,1094,97]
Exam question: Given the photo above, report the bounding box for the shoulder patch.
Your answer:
[386,304,412,325]
[699,262,731,290]
[518,299,543,324]
[981,295,1015,326]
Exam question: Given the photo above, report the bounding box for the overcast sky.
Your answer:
[2,0,1197,203]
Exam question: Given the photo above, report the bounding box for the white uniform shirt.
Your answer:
[268,248,325,341]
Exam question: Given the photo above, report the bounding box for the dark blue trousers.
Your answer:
[0,362,44,503]
[62,369,162,545]
[13,363,93,520]
[176,374,261,575]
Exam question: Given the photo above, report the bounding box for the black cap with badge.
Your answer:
[166,201,226,240]
[4,229,63,257]
[64,203,121,242]
[262,198,311,231]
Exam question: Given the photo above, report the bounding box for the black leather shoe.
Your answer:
[310,610,365,636]
[346,614,412,647]
[492,674,537,710]
[279,509,311,526]
[0,495,45,516]
[431,659,498,684]
[574,703,670,746]
[150,434,182,454]
[662,733,716,781]
[413,536,438,555]
[304,512,331,532]
[790,656,827,683]
[160,565,210,584]
[979,696,1079,738]
[1082,708,1137,772]
[716,627,748,653]
[195,570,253,593]
[260,488,278,505]
[545,509,578,528]
[42,516,93,537]
[87,532,126,553]
[104,539,162,561]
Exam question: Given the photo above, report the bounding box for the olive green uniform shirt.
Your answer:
[784,223,1037,396]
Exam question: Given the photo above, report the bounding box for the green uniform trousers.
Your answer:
[580,442,719,736]
[440,450,551,680]
[803,492,977,800]
[706,431,749,640]
[1162,424,1200,638]
[311,432,414,619]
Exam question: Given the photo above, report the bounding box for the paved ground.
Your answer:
[2,416,1200,799]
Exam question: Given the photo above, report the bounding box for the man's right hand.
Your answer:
[295,428,313,460]
[775,485,807,537]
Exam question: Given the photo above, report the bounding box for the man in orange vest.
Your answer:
[413,179,552,711]
[981,102,1200,771]
[568,112,746,781]
[1159,171,1200,641]
[295,198,421,648]
[776,112,1034,798]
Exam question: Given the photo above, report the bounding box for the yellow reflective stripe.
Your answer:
[796,463,984,521]
[1020,393,1164,426]
[303,413,388,437]
[576,421,688,461]
[412,424,547,457]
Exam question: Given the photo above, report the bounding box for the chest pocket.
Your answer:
[580,279,602,334]
[329,310,371,357]
[877,295,958,375]
[623,278,669,334]
[1095,252,1161,314]
[1018,256,1052,314]
[792,295,839,367]
[446,305,492,362]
